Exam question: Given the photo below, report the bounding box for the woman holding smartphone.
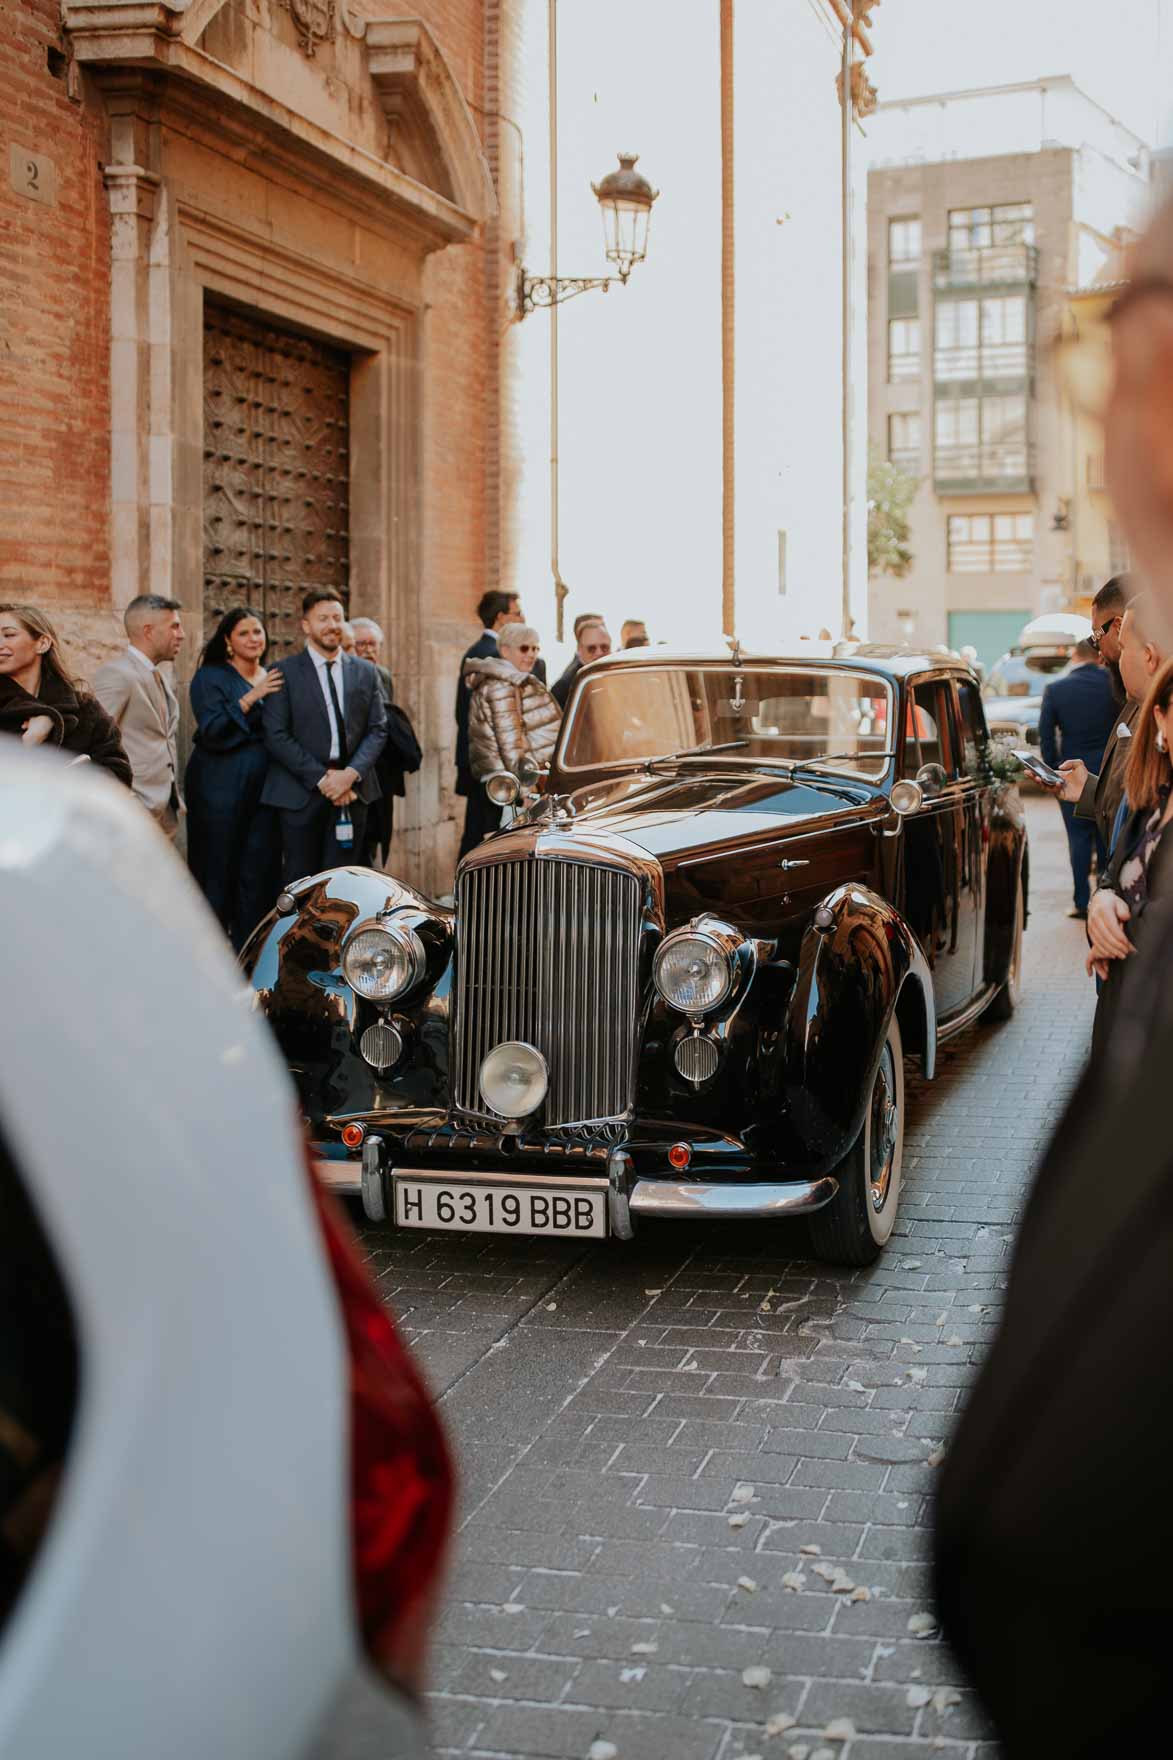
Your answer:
[186,607,283,950]
[1086,656,1173,1049]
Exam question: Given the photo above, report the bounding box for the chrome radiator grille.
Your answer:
[453,858,642,1127]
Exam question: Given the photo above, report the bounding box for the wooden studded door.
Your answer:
[203,304,350,660]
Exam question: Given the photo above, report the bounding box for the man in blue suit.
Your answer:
[261,591,388,883]
[1039,638,1118,917]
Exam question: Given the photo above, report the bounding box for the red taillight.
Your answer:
[305,1153,454,1693]
[668,1142,692,1171]
[341,1122,365,1150]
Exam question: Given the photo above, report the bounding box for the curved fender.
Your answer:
[782,883,935,1172]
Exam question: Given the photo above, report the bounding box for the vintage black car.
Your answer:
[243,646,1028,1264]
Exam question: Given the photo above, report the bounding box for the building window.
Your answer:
[889,217,922,266]
[948,203,1035,251]
[934,295,1027,380]
[947,512,1034,573]
[935,395,1027,481]
[1109,521,1131,574]
[888,411,921,471]
[888,318,920,381]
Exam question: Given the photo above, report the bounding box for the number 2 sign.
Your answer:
[9,146,55,207]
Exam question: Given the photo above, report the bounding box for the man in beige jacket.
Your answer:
[93,595,185,838]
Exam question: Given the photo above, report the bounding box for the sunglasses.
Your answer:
[1051,278,1173,421]
[1089,614,1122,653]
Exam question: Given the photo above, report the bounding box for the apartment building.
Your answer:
[866,80,1148,667]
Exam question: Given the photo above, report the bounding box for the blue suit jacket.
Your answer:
[260,649,387,809]
[1039,664,1118,773]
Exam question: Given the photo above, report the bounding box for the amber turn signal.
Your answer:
[341,1122,366,1150]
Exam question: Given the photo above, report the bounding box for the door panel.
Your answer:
[899,677,975,1016]
[203,304,351,658]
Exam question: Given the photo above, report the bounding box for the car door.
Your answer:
[949,674,991,998]
[898,674,974,1018]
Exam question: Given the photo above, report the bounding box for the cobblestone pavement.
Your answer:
[357,796,1091,1760]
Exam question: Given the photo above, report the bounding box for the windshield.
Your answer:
[558,665,895,779]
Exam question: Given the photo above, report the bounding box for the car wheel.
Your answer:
[808,1015,905,1267]
[986,869,1024,1023]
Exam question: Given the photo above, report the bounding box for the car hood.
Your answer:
[507,769,881,866]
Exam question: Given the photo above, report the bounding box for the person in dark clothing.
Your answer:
[351,617,402,869]
[185,607,283,950]
[1051,576,1134,850]
[933,192,1173,1757]
[1038,638,1117,915]
[0,603,132,786]
[456,590,543,860]
[550,618,612,711]
[261,591,387,884]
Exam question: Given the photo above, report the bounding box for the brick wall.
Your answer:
[0,2,113,677]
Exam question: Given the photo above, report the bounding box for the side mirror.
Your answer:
[915,762,947,797]
[485,770,521,806]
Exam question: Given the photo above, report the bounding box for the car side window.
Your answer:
[954,679,987,779]
[905,679,944,773]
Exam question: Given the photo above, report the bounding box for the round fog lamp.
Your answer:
[480,1040,548,1119]
[361,1019,404,1072]
[654,932,733,1014]
[485,770,521,807]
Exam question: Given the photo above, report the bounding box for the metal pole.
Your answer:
[840,9,854,638]
[720,0,735,638]
[548,0,568,640]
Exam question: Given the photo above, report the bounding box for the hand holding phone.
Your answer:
[1011,748,1064,788]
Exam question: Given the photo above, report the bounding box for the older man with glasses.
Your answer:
[934,204,1173,1755]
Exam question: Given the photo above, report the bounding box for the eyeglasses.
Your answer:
[1089,614,1122,653]
[1051,278,1173,421]
[515,644,539,654]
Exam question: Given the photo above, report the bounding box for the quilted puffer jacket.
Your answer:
[465,655,562,780]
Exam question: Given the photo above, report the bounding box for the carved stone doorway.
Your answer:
[203,302,351,659]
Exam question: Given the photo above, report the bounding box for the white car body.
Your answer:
[0,749,418,1758]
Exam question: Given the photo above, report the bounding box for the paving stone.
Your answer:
[350,798,1088,1757]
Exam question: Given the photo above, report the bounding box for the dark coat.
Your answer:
[934,891,1173,1756]
[1073,695,1139,851]
[0,669,132,787]
[551,654,582,711]
[1038,662,1117,771]
[260,649,387,810]
[185,664,280,948]
[455,633,497,795]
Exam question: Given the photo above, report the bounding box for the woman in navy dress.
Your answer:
[186,608,283,950]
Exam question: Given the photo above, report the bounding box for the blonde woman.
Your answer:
[463,623,560,848]
[0,603,132,784]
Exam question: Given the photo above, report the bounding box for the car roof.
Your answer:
[587,643,976,682]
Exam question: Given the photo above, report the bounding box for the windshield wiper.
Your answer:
[649,739,749,764]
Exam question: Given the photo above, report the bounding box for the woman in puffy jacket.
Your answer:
[464,623,561,842]
[0,602,132,785]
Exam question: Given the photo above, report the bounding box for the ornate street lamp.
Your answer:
[518,153,659,317]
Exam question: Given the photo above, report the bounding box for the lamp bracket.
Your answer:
[517,265,629,317]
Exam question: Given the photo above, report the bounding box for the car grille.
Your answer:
[453,858,642,1127]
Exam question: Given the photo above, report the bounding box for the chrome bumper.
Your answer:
[627,1175,838,1220]
[313,1157,362,1198]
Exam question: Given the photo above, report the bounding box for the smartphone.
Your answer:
[1012,748,1063,787]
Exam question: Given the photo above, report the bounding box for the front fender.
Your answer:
[781,884,935,1172]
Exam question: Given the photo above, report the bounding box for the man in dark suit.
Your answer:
[934,196,1173,1755]
[1038,638,1117,916]
[551,617,611,711]
[261,590,387,883]
[455,590,543,859]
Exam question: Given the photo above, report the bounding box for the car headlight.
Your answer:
[485,770,521,806]
[653,930,734,1014]
[342,923,425,1002]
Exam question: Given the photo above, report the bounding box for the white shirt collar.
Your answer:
[127,644,157,673]
[306,642,343,671]
[482,629,498,642]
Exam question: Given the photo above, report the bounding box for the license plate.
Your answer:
[393,1176,608,1238]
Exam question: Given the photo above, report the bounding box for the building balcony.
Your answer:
[933,243,1038,292]
[934,341,1030,383]
[934,442,1035,494]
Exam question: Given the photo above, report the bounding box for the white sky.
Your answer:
[867,0,1171,148]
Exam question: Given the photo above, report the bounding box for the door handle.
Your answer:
[778,858,810,870]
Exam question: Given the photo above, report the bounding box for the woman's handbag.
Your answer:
[382,701,422,774]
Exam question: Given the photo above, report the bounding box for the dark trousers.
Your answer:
[361,793,394,870]
[277,794,369,886]
[458,784,503,860]
[1058,798,1107,913]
